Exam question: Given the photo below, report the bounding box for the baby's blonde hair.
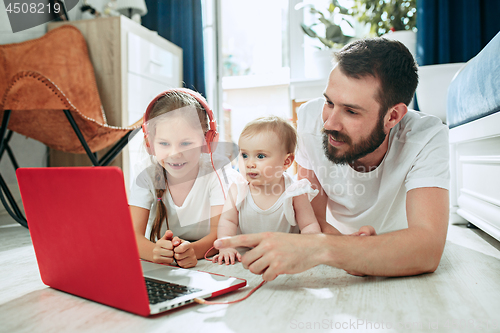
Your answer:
[239,116,297,154]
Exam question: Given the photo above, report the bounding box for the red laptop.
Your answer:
[16,167,246,316]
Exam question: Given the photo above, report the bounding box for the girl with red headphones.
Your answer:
[128,88,233,268]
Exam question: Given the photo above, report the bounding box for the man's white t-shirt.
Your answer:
[129,155,236,241]
[295,98,450,234]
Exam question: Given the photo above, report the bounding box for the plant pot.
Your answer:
[382,30,416,60]
[307,48,337,79]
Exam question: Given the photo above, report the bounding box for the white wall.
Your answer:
[201,0,223,135]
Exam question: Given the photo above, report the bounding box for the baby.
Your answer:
[213,116,321,265]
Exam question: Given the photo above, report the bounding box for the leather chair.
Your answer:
[0,25,142,228]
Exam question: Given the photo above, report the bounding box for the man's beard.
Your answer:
[322,117,387,166]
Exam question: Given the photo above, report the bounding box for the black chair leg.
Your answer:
[0,174,28,228]
[63,109,100,166]
[63,109,138,166]
[99,129,139,166]
[0,110,11,154]
[5,136,20,170]
[0,111,28,227]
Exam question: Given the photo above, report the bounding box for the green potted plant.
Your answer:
[351,0,417,36]
[296,0,354,49]
[352,0,417,61]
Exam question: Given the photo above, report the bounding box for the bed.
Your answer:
[447,31,500,241]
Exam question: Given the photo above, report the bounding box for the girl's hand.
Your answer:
[152,230,176,264]
[212,248,242,265]
[173,239,197,268]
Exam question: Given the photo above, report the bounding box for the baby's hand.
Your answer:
[173,239,197,268]
[152,230,176,265]
[212,247,242,265]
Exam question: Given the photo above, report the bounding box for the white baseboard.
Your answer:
[457,209,500,242]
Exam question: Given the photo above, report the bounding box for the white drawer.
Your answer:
[128,32,181,86]
[127,72,173,185]
[127,72,175,124]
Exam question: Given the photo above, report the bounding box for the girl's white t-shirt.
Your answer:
[129,155,236,241]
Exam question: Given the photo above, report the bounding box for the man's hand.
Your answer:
[214,232,326,281]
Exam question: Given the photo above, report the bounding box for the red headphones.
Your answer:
[142,88,218,155]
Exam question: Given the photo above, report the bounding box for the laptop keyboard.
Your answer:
[145,278,202,305]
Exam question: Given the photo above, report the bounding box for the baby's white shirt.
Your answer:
[234,172,318,234]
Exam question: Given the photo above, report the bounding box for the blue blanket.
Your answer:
[447,32,500,129]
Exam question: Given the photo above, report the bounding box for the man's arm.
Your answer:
[327,187,449,276]
[297,165,341,235]
[214,187,449,280]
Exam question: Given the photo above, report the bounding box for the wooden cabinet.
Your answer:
[47,16,182,190]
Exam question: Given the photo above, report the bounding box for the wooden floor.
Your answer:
[1,213,500,333]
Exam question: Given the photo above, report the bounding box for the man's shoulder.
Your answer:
[394,110,449,145]
[297,98,324,134]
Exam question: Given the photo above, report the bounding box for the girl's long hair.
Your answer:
[146,91,209,242]
[150,164,168,242]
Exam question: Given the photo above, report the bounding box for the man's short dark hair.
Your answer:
[334,38,418,116]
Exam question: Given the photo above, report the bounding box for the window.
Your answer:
[217,0,291,146]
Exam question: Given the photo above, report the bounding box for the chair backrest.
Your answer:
[0,25,127,153]
[0,25,106,125]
